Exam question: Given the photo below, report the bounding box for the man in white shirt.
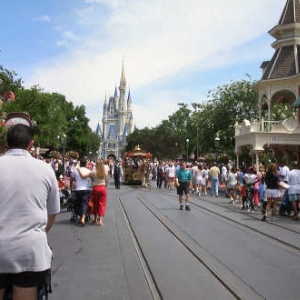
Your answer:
[0,123,60,300]
[279,161,290,183]
[70,157,91,226]
[288,162,300,220]
[279,161,291,216]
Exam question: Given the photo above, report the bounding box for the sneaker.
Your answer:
[185,205,191,211]
[261,215,266,222]
[179,204,183,210]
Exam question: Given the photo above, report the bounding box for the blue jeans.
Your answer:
[211,176,219,196]
[74,190,90,216]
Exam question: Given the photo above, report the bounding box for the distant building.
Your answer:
[97,63,134,159]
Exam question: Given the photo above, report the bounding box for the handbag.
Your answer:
[87,196,94,214]
[234,182,240,191]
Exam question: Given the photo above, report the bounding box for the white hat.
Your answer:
[59,175,64,179]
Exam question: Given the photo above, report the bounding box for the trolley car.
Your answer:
[123,145,152,185]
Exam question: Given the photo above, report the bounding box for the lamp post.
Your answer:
[214,134,220,164]
[186,138,189,162]
[196,127,199,161]
[57,133,67,176]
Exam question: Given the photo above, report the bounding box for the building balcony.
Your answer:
[235,117,300,136]
[235,117,300,154]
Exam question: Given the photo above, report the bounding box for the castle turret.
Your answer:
[114,85,119,110]
[119,61,126,112]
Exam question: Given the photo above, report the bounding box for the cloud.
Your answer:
[26,0,284,130]
[32,15,51,23]
[56,30,80,47]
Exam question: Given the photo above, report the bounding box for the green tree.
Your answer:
[0,65,100,157]
[192,77,259,160]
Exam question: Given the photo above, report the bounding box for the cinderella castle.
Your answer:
[96,63,134,159]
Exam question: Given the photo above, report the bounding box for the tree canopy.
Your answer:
[0,65,100,157]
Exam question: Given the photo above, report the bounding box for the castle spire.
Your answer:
[114,85,118,98]
[120,58,126,86]
[103,91,107,111]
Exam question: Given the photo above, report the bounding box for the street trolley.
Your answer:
[123,145,152,186]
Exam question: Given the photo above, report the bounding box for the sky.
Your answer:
[0,0,285,131]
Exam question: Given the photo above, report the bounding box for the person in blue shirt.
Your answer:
[175,161,192,210]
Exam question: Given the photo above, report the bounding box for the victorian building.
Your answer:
[97,64,134,159]
[235,0,300,169]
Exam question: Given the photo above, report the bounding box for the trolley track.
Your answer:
[118,192,163,300]
[156,187,300,253]
[118,188,265,300]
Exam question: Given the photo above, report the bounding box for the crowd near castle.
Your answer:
[50,154,300,223]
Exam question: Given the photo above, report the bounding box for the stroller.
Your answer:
[243,177,260,213]
[244,183,255,212]
[60,188,72,210]
[67,191,91,223]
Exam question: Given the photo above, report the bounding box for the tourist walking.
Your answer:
[113,159,123,189]
[0,123,60,300]
[156,161,164,189]
[287,162,300,220]
[70,156,91,226]
[227,167,238,203]
[262,163,288,221]
[166,161,176,189]
[209,162,220,197]
[175,161,192,210]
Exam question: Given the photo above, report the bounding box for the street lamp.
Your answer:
[196,127,199,161]
[186,138,189,162]
[57,134,67,175]
[214,134,220,163]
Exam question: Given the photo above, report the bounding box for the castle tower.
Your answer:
[98,63,134,159]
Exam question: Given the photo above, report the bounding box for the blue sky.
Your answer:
[0,0,284,130]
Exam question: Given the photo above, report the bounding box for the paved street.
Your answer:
[48,181,300,300]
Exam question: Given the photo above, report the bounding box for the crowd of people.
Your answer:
[145,158,300,221]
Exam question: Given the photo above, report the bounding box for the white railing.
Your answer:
[235,118,298,136]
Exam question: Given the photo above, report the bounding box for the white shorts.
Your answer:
[265,189,280,199]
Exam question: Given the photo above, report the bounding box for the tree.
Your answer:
[192,77,259,160]
[0,65,100,157]
[125,103,193,160]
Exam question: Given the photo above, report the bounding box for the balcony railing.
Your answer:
[235,118,298,136]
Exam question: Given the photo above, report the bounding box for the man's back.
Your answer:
[209,166,220,177]
[0,149,60,273]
